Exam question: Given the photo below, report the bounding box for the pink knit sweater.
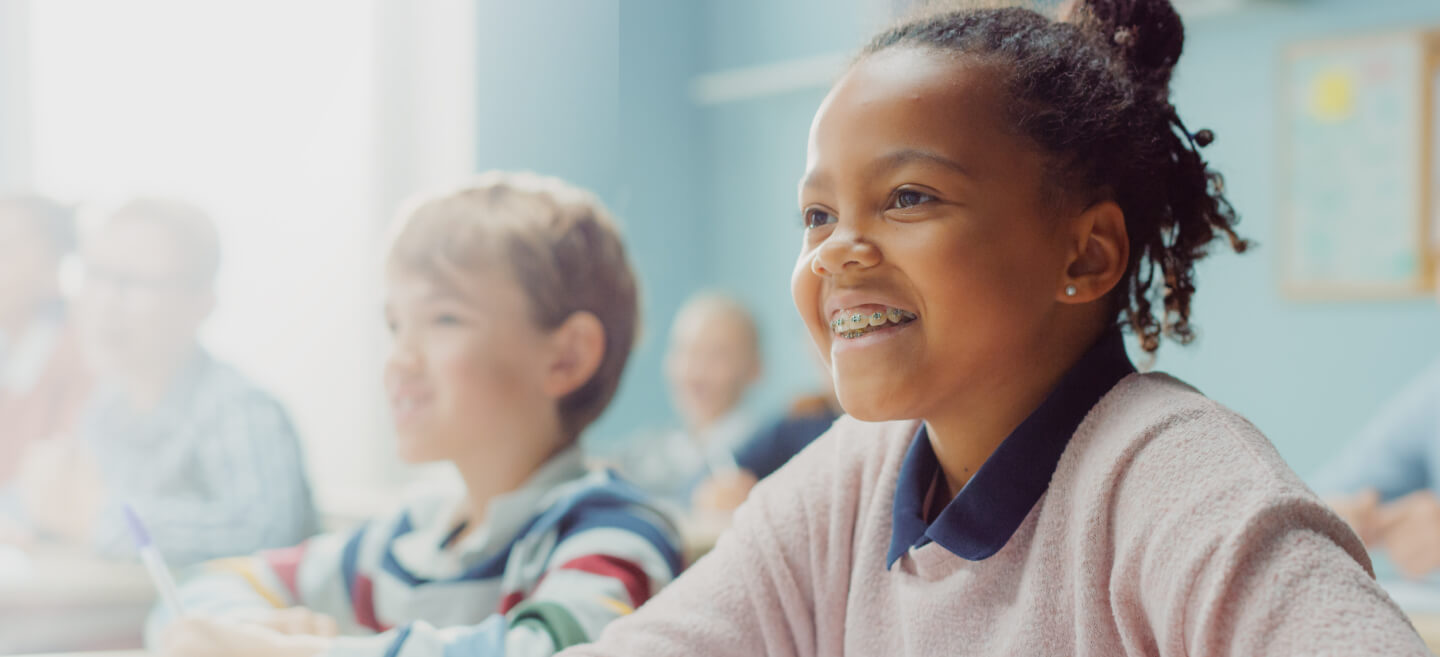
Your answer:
[561,373,1430,656]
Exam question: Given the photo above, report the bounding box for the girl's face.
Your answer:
[383,266,560,465]
[792,48,1074,423]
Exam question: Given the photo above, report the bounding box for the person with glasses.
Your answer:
[6,198,317,565]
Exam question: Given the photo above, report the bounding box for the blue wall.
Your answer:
[472,0,707,445]
[691,0,1440,476]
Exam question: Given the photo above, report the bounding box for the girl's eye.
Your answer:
[893,189,935,209]
[803,208,836,229]
[433,313,462,326]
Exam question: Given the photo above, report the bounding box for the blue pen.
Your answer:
[122,503,185,617]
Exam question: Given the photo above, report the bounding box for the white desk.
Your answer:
[4,653,146,657]
[0,546,154,654]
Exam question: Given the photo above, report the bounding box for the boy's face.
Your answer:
[664,307,758,430]
[383,266,561,465]
[792,48,1072,423]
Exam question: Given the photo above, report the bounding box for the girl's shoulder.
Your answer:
[1057,372,1357,559]
[738,414,919,539]
[1070,371,1301,490]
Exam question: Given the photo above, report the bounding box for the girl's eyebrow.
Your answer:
[871,148,973,179]
[798,147,974,196]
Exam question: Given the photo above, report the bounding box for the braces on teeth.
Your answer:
[830,308,916,338]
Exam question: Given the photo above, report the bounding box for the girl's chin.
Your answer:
[832,396,905,424]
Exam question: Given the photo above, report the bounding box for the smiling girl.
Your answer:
[560,1,1429,655]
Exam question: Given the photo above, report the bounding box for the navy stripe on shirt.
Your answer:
[340,525,366,601]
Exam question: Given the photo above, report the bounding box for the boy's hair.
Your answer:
[387,171,640,439]
[0,194,76,256]
[864,0,1249,353]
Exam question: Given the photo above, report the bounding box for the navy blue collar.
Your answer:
[886,329,1135,568]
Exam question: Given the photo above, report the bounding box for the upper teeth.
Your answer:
[830,307,916,335]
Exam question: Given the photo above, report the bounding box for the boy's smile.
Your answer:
[383,268,558,466]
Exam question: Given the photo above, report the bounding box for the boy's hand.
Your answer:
[1375,490,1440,579]
[234,607,341,637]
[1327,489,1381,545]
[160,616,333,657]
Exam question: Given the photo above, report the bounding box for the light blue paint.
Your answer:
[473,0,621,197]
[472,0,707,446]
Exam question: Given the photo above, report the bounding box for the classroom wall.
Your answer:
[1142,0,1440,477]
[691,0,1440,477]
[471,0,709,445]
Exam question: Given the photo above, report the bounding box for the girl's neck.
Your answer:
[923,322,1106,501]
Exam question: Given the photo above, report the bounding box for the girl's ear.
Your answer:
[1057,200,1129,303]
[543,311,607,399]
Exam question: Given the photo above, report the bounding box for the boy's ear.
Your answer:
[1058,200,1129,303]
[544,311,606,399]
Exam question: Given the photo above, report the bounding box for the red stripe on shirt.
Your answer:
[261,542,308,601]
[498,590,526,614]
[352,574,388,632]
[557,554,652,607]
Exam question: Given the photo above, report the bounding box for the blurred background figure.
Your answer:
[5,198,316,566]
[0,195,89,486]
[1315,261,1440,579]
[611,293,761,506]
[692,363,840,515]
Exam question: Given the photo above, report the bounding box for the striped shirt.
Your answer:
[80,348,316,565]
[147,446,683,657]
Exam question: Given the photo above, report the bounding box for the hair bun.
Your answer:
[1065,0,1185,96]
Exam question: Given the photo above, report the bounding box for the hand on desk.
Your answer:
[160,616,333,657]
[1376,491,1440,579]
[1329,489,1382,544]
[1330,489,1440,579]
[15,438,106,542]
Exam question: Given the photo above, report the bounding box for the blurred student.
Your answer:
[150,173,682,657]
[692,374,840,514]
[0,195,90,485]
[1314,270,1440,578]
[613,294,761,506]
[7,198,315,564]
